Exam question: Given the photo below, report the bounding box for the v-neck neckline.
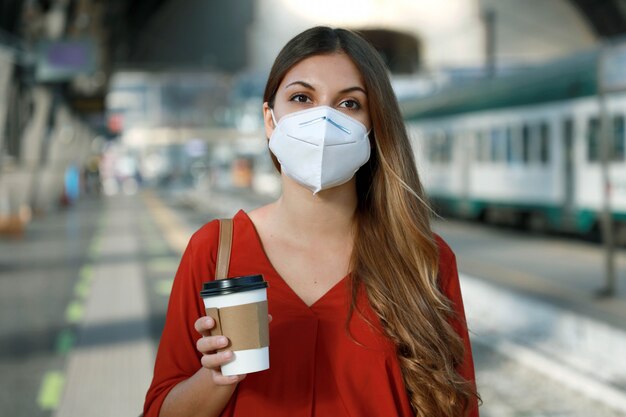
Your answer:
[237,209,350,310]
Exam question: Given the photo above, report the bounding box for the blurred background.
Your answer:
[1,0,626,416]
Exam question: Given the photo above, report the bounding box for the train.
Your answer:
[401,44,626,244]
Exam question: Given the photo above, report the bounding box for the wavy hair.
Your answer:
[263,26,478,417]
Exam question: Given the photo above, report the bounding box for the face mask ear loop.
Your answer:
[270,108,278,128]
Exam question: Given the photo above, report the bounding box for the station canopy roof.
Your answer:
[569,0,626,38]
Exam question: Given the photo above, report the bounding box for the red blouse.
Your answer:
[144,210,479,417]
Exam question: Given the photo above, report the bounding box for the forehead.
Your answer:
[280,53,365,90]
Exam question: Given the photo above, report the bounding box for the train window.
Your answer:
[505,127,514,163]
[522,124,531,163]
[540,123,550,164]
[426,134,436,162]
[585,116,626,162]
[428,131,452,164]
[433,132,444,163]
[489,130,497,162]
[444,132,453,163]
[509,126,524,164]
[475,132,483,161]
[484,132,492,162]
[614,116,625,161]
[476,131,489,162]
[587,118,600,162]
[490,128,506,162]
[422,134,429,161]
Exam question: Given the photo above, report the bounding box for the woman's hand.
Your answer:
[194,317,246,385]
[194,314,272,386]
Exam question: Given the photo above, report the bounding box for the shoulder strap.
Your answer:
[215,218,233,280]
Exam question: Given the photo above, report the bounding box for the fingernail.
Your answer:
[218,336,228,345]
[205,317,213,326]
[222,351,233,359]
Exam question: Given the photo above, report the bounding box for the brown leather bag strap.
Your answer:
[215,218,233,280]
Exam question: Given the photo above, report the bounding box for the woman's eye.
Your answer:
[290,94,311,103]
[339,100,360,110]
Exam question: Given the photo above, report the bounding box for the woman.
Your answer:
[144,26,480,417]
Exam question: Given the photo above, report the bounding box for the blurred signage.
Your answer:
[70,95,105,113]
[107,113,124,134]
[36,39,96,82]
[185,139,207,157]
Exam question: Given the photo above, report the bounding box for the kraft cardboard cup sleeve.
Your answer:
[200,274,270,376]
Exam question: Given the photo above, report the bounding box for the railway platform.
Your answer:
[1,187,626,417]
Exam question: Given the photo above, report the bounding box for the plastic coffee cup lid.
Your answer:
[200,274,268,297]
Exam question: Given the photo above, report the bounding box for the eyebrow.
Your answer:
[284,81,367,95]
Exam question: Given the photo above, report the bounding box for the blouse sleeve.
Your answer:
[143,220,220,417]
[435,235,480,417]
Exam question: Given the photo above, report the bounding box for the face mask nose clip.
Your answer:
[298,116,326,127]
[325,117,351,134]
[298,115,351,135]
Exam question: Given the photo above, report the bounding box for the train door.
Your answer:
[562,118,575,228]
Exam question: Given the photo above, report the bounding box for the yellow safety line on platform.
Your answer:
[142,191,192,254]
[88,238,101,259]
[36,215,103,412]
[37,371,65,410]
[74,264,94,299]
[55,329,75,354]
[65,300,84,324]
[79,265,93,281]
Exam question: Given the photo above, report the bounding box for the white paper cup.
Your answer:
[200,275,269,376]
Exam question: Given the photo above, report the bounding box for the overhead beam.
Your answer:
[569,0,626,38]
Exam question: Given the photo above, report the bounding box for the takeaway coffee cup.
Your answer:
[200,274,270,376]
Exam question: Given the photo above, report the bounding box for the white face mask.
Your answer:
[268,106,371,194]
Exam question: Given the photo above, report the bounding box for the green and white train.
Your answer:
[402,46,626,243]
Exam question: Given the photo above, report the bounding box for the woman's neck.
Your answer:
[272,176,357,246]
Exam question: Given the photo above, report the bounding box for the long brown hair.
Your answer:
[263,26,478,417]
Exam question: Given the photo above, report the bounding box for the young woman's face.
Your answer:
[264,52,371,137]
